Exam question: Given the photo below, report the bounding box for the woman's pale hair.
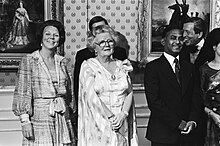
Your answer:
[86,25,118,49]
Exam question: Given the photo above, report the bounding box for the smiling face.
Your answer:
[162,29,184,57]
[41,26,60,50]
[94,32,115,58]
[183,22,201,46]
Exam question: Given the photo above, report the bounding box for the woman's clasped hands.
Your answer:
[108,112,127,131]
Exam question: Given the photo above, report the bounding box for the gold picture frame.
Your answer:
[210,0,220,30]
[142,0,211,62]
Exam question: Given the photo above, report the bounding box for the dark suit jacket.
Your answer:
[144,54,202,144]
[73,46,127,104]
[180,44,214,70]
[179,45,191,63]
[180,44,211,145]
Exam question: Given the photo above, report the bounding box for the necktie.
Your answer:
[174,58,181,85]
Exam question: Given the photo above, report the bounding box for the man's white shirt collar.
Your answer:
[164,52,179,72]
[196,39,205,51]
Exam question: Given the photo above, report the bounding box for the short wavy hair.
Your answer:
[36,20,66,48]
[87,25,118,49]
[184,17,206,38]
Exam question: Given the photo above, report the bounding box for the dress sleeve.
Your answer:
[199,65,210,108]
[61,59,77,115]
[121,59,133,93]
[12,55,33,116]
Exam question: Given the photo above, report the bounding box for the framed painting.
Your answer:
[143,0,210,59]
[0,0,64,71]
[210,0,220,30]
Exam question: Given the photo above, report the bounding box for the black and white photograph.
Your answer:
[0,0,220,146]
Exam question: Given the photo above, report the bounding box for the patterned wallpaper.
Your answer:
[1,0,213,86]
[0,72,16,86]
[64,0,87,70]
[0,0,141,86]
[64,0,140,72]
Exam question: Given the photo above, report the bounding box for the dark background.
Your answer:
[0,0,44,53]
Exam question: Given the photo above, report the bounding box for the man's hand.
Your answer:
[178,120,187,131]
[181,121,196,134]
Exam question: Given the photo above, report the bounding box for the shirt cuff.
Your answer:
[191,121,197,128]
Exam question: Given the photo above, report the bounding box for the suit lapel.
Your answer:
[180,60,192,95]
[160,55,192,96]
[160,55,181,93]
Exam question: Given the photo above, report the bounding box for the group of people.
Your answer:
[11,13,220,146]
[145,16,220,146]
[12,16,138,146]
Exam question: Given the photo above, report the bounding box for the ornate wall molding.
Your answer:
[211,0,220,29]
[0,54,21,72]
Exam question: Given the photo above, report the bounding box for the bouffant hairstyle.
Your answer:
[194,28,220,68]
[36,20,65,48]
[87,25,118,49]
[207,28,220,47]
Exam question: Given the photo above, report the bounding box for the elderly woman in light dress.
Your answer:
[77,25,138,146]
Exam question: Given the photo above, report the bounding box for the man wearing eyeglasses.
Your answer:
[73,15,127,114]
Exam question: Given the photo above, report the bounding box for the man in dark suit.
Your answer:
[180,17,207,69]
[144,25,202,146]
[73,16,127,105]
[180,17,208,146]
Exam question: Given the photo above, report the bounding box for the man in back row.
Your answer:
[180,17,207,69]
[181,17,210,146]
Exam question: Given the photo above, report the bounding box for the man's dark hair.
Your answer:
[162,25,182,38]
[184,17,206,38]
[88,16,108,31]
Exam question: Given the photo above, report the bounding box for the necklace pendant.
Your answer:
[111,74,116,80]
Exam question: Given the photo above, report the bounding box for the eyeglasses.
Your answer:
[95,39,114,47]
